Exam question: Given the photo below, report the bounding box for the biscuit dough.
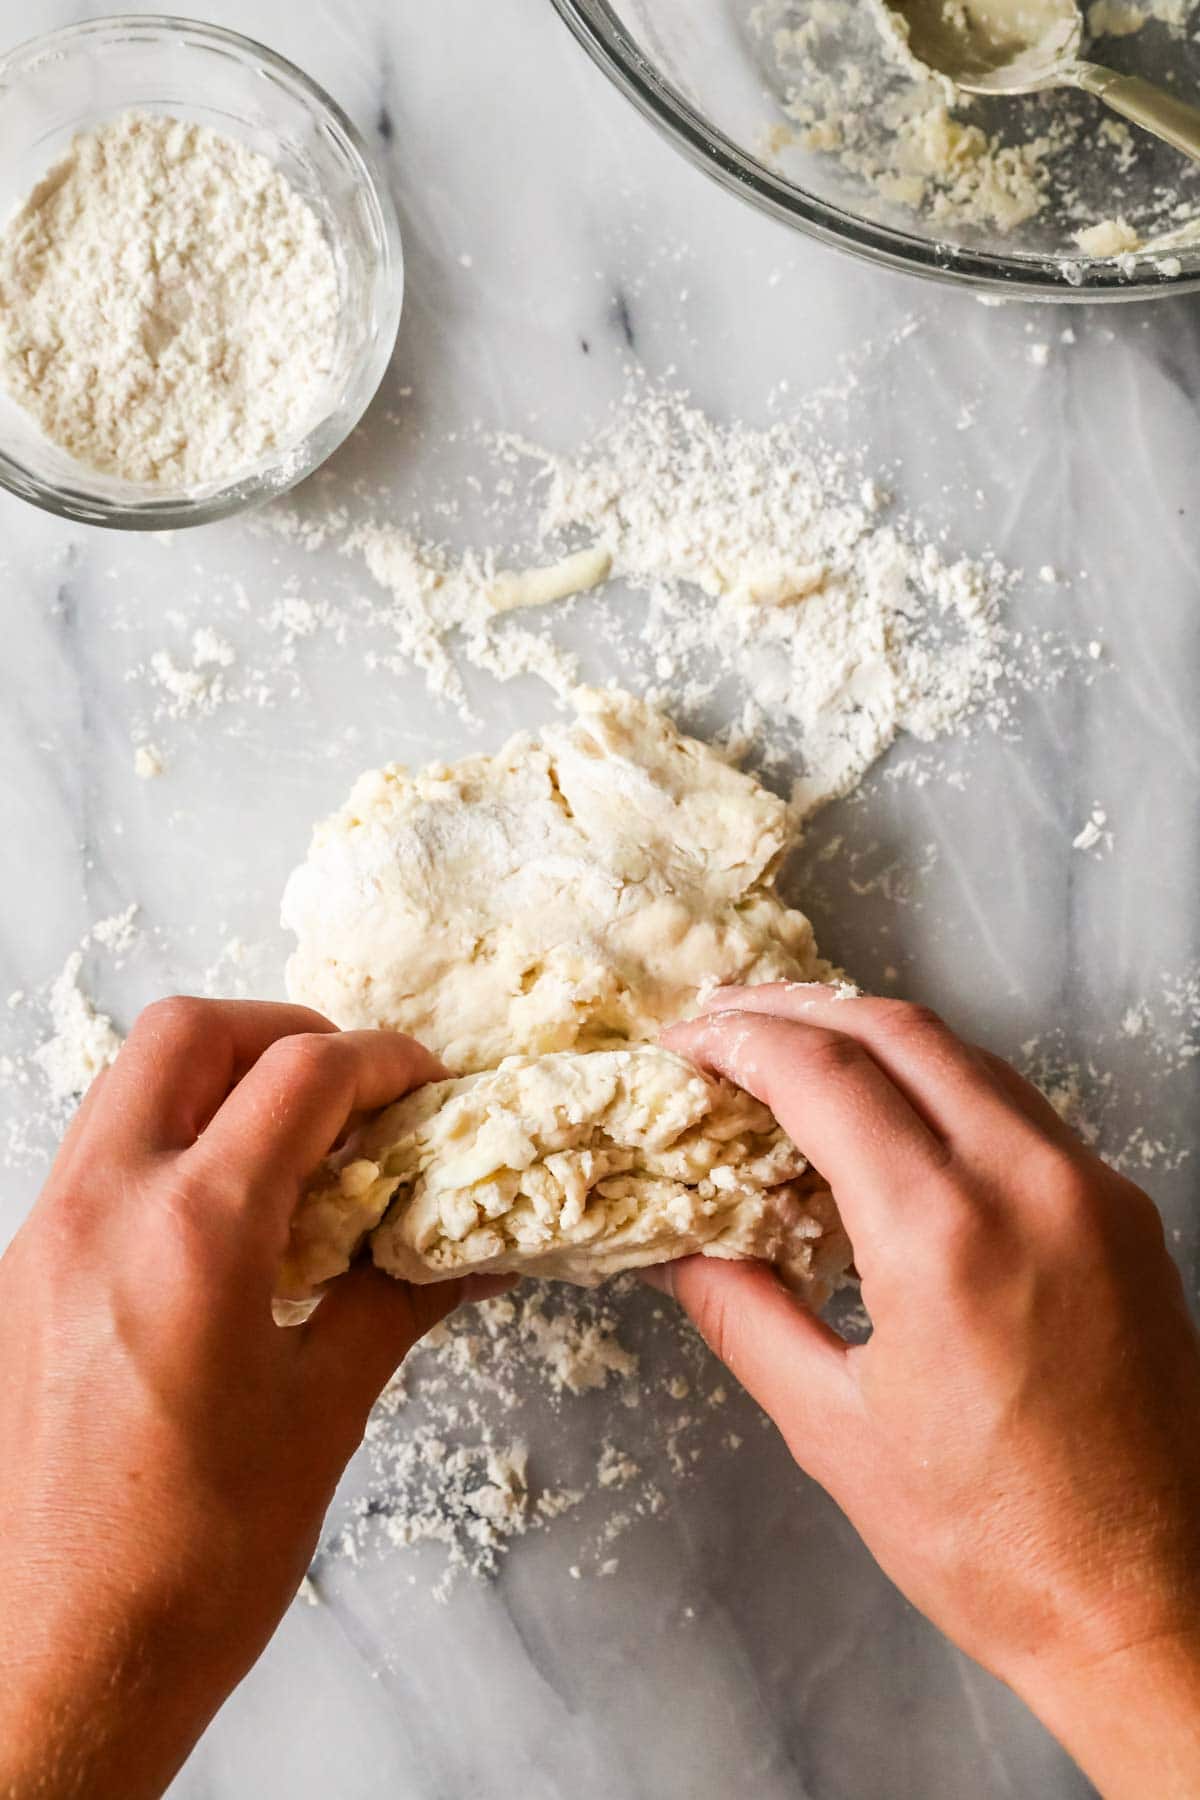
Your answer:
[280,691,849,1305]
[278,1046,850,1306]
[282,688,828,1072]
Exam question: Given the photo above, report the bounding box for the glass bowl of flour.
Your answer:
[0,17,403,527]
[550,0,1200,299]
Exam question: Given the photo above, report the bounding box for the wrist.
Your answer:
[1007,1628,1200,1799]
[0,1556,241,1800]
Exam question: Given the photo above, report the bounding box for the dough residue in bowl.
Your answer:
[751,0,1200,253]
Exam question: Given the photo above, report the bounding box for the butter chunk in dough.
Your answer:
[277,1047,851,1308]
[281,688,829,1074]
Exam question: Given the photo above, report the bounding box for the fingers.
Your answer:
[675,986,1094,1289]
[184,1027,445,1248]
[662,1008,950,1273]
[704,986,1071,1153]
[645,1258,858,1487]
[301,1266,514,1424]
[74,998,341,1159]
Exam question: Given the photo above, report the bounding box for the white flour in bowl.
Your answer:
[0,111,340,486]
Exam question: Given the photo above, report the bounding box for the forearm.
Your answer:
[1011,1633,1200,1800]
[0,1594,233,1800]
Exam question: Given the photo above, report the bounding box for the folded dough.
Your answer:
[277,1045,850,1311]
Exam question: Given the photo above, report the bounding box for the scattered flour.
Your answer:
[318,1283,719,1599]
[0,910,142,1162]
[31,952,122,1108]
[524,387,1009,815]
[270,385,1012,818]
[147,630,237,721]
[0,112,340,486]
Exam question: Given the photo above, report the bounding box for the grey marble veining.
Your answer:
[1,2,1198,1796]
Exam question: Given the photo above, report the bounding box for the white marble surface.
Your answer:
[2,2,1199,1796]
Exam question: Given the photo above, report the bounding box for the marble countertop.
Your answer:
[2,2,1198,1796]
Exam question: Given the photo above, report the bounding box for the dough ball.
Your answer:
[281,688,828,1073]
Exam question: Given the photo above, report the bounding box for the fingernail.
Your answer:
[639,1263,676,1298]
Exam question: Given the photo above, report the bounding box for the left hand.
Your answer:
[0,998,499,1800]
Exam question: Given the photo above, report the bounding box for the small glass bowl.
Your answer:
[0,15,404,529]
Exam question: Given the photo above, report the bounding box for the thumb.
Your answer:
[300,1264,513,1421]
[646,1257,859,1487]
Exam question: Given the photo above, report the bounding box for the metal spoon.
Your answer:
[889,0,1200,164]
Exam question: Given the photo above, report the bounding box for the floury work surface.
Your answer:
[0,2,1199,1796]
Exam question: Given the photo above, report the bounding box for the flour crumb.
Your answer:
[1072,806,1112,853]
[133,742,165,780]
[146,630,238,720]
[1073,217,1141,257]
[90,905,140,960]
[597,1443,640,1489]
[191,628,236,669]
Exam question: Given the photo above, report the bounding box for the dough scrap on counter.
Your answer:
[277,1046,851,1309]
[282,687,829,1073]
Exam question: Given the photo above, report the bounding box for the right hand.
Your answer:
[654,984,1200,1800]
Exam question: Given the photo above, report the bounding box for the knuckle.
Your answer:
[133,994,211,1044]
[1040,1148,1164,1250]
[798,1029,868,1083]
[261,1029,346,1088]
[1023,1143,1107,1236]
[916,1183,998,1280]
[154,1155,249,1258]
[866,999,948,1044]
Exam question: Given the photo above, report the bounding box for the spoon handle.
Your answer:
[1073,63,1200,165]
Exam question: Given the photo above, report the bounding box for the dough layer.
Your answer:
[278,1046,850,1307]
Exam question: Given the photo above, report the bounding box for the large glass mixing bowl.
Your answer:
[549,0,1200,299]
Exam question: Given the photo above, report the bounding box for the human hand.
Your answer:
[0,999,501,1800]
[654,985,1200,1800]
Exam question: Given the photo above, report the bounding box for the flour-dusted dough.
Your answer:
[282,688,829,1073]
[278,1046,850,1307]
[279,690,851,1307]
